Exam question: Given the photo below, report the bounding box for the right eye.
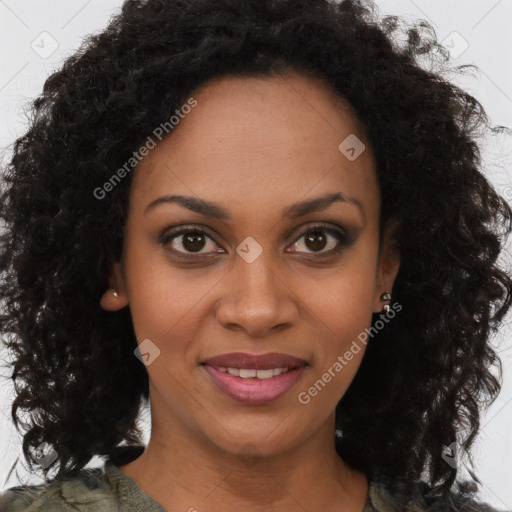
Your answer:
[160,225,225,258]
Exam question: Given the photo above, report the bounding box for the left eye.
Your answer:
[160,224,348,257]
[287,225,347,254]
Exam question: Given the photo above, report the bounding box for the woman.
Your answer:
[0,0,510,510]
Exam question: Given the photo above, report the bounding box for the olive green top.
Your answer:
[0,447,506,511]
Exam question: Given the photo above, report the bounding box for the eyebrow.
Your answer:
[144,192,365,221]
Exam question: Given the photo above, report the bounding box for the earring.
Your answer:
[112,290,119,298]
[381,292,391,312]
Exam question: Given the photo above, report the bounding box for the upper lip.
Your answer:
[201,352,308,370]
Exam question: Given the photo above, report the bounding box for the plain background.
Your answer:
[0,0,511,509]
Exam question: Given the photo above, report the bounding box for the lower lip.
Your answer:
[202,364,307,404]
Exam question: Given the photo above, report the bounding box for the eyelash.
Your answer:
[159,223,351,260]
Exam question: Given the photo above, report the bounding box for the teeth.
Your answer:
[217,367,290,379]
[257,369,277,379]
[240,369,257,378]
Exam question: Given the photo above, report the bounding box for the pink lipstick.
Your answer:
[201,352,308,405]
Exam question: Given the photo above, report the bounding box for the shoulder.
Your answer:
[367,477,509,512]
[0,467,119,512]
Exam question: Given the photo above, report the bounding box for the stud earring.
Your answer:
[381,292,391,312]
[112,290,119,298]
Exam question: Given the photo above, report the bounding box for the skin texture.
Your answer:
[99,71,400,511]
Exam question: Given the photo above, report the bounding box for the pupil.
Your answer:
[183,232,205,252]
[306,231,326,251]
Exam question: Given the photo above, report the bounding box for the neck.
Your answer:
[118,389,368,511]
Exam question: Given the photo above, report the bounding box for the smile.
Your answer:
[201,352,309,405]
[214,366,290,378]
[202,364,307,404]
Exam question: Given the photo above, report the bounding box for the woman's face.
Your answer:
[101,71,400,460]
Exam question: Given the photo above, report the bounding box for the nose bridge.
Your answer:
[215,242,298,334]
[233,243,283,304]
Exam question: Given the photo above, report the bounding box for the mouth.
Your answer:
[200,352,308,404]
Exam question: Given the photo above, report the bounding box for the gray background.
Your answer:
[0,0,511,509]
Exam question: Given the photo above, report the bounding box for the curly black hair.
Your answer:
[1,0,511,506]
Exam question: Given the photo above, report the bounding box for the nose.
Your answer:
[215,253,300,338]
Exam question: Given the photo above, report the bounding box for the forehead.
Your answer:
[130,72,379,222]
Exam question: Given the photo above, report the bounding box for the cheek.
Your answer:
[298,285,371,411]
[306,273,373,320]
[301,259,377,341]
[295,252,377,402]
[124,243,213,345]
[308,281,371,373]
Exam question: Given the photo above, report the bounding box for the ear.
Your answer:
[100,261,128,311]
[373,219,401,313]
